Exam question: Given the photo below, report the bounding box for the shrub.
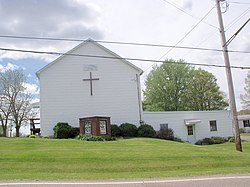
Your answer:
[53,122,72,139]
[69,127,80,138]
[195,137,226,145]
[137,124,156,138]
[173,137,184,143]
[212,137,227,144]
[75,134,116,141]
[111,124,121,137]
[228,136,235,143]
[29,135,36,138]
[239,128,245,134]
[119,123,138,137]
[156,128,174,140]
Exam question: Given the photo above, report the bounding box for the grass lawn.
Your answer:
[241,133,250,136]
[0,138,249,180]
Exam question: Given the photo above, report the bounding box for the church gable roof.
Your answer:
[36,39,143,78]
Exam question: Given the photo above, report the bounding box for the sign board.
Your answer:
[99,120,107,135]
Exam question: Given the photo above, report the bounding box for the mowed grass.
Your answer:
[241,133,250,136]
[0,138,250,180]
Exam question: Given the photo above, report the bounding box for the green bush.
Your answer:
[228,136,235,143]
[69,127,79,138]
[119,123,138,137]
[173,137,184,143]
[156,128,174,140]
[195,137,226,145]
[29,135,36,138]
[53,122,72,139]
[137,124,156,138]
[239,128,245,133]
[111,124,121,137]
[75,134,116,141]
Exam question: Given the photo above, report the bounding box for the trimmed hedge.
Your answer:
[119,123,138,137]
[53,122,79,139]
[111,124,121,137]
[195,137,226,145]
[137,124,156,138]
[69,127,80,138]
[76,134,116,141]
[156,128,174,140]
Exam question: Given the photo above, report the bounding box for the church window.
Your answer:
[210,120,217,131]
[160,123,168,129]
[187,125,193,135]
[243,120,250,127]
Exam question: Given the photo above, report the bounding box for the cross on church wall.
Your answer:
[83,72,99,96]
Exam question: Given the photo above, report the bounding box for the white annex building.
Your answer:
[36,39,233,143]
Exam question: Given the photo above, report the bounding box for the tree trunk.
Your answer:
[2,126,7,137]
[15,126,20,137]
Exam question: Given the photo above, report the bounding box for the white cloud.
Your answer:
[23,82,39,94]
[0,0,248,110]
[0,0,104,61]
[0,63,19,72]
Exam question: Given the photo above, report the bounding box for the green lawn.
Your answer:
[241,133,250,136]
[0,138,249,180]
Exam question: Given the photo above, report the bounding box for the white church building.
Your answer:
[36,39,233,143]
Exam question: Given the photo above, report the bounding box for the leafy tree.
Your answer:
[241,71,250,109]
[143,59,193,111]
[143,59,228,111]
[0,69,33,137]
[187,68,228,110]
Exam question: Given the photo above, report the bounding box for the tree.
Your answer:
[187,68,228,110]
[0,94,12,137]
[143,59,194,111]
[0,69,33,137]
[143,59,228,111]
[241,71,250,110]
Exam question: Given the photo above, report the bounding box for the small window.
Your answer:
[210,120,217,131]
[187,125,193,135]
[243,120,250,127]
[160,123,168,129]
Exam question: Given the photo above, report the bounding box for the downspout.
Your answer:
[136,74,143,124]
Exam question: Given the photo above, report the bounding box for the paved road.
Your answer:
[1,174,250,187]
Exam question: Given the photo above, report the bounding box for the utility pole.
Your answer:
[215,0,242,152]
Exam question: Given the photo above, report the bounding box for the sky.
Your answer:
[0,0,249,111]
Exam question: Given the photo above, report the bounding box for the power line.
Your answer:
[0,47,249,70]
[225,7,250,31]
[158,6,216,60]
[144,5,217,72]
[0,35,249,54]
[230,1,250,5]
[182,6,250,58]
[162,0,218,29]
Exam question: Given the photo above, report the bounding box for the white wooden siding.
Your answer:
[38,41,143,136]
[143,110,233,143]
